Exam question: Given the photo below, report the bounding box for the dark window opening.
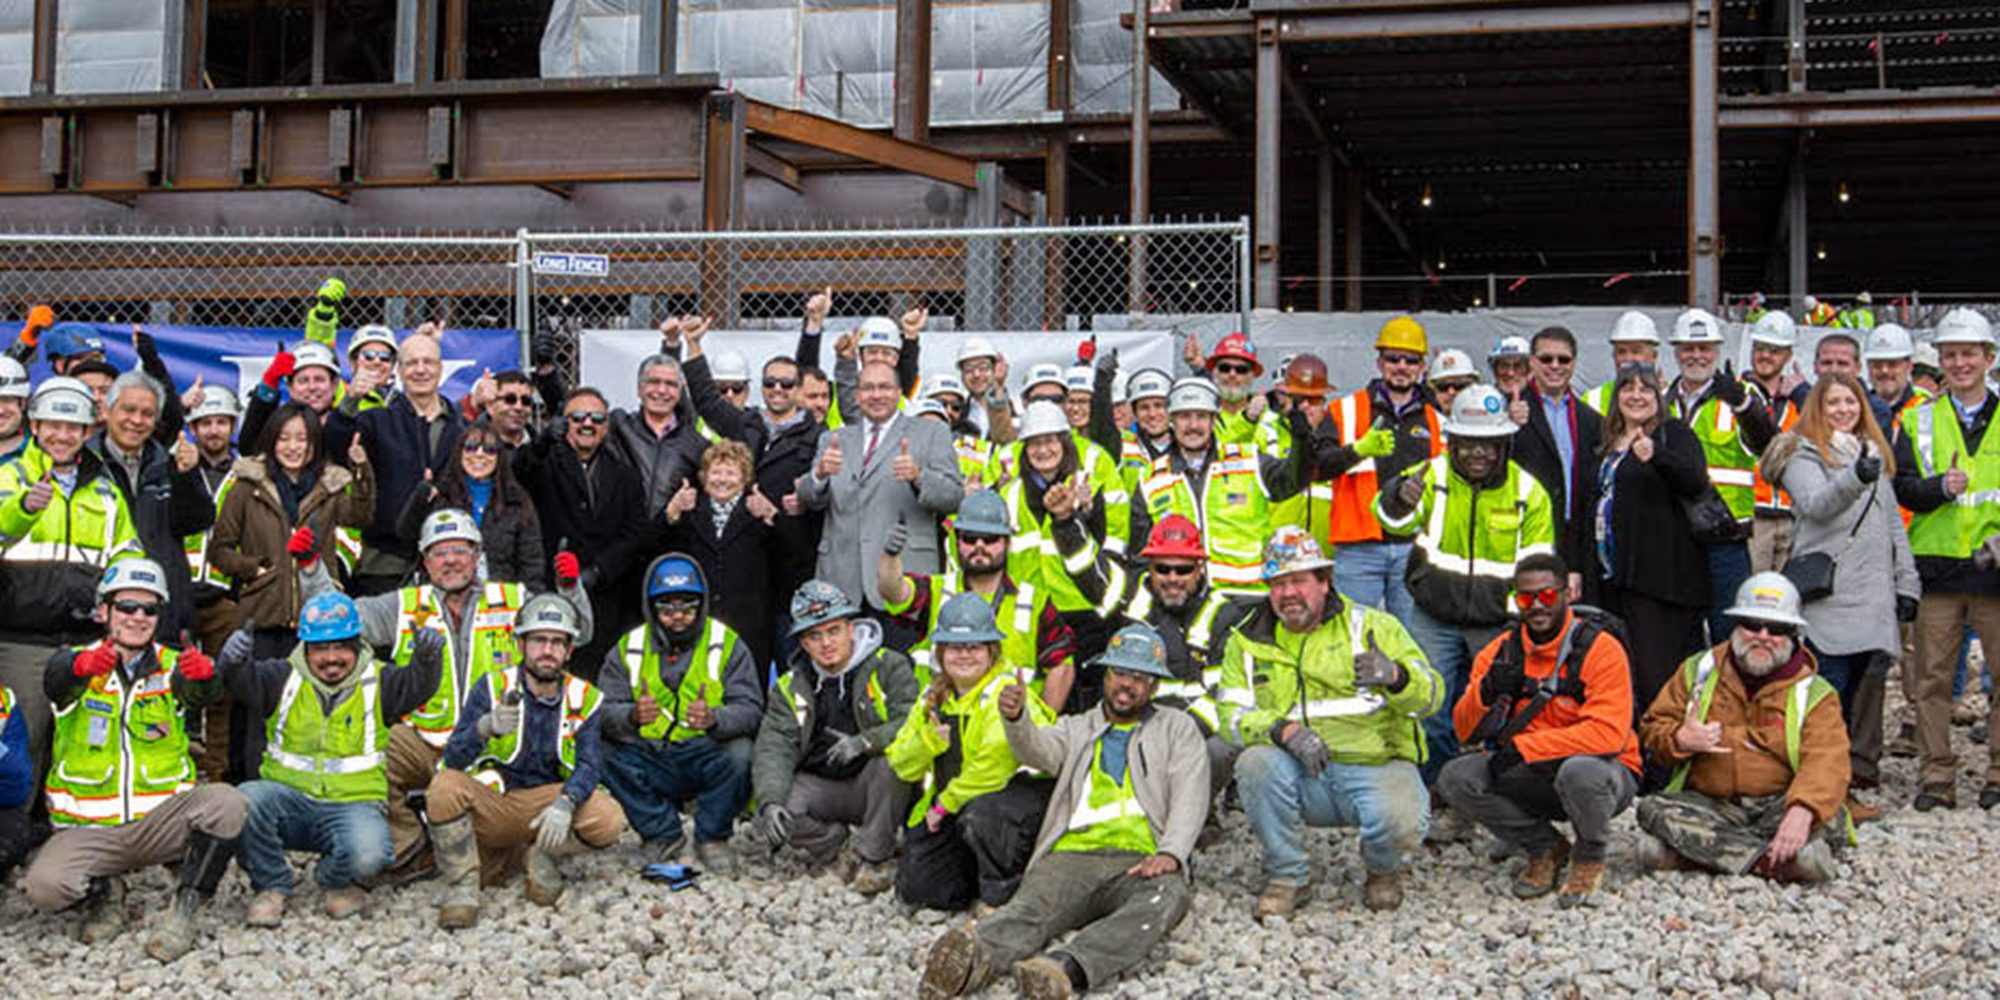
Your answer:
[200,0,398,89]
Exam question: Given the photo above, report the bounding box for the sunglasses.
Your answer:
[567,411,609,425]
[1513,587,1563,610]
[1213,362,1255,376]
[1026,392,1066,406]
[496,393,533,406]
[1535,354,1574,366]
[937,398,964,411]
[1151,562,1202,578]
[718,383,749,395]
[1381,352,1425,367]
[1737,620,1798,639]
[654,598,701,615]
[358,349,396,363]
[112,599,162,617]
[462,442,501,456]
[960,534,1008,548]
[763,376,798,390]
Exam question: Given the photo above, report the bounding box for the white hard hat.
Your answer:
[1934,308,1996,347]
[923,373,968,402]
[1110,370,1131,405]
[1609,310,1661,345]
[348,325,398,358]
[28,376,94,425]
[1442,384,1519,439]
[1912,341,1942,371]
[956,336,1000,365]
[1863,324,1914,362]
[515,593,582,639]
[1262,525,1334,580]
[1670,308,1726,345]
[1487,336,1531,363]
[1022,363,1066,395]
[1723,571,1808,629]
[910,398,950,421]
[1063,366,1094,395]
[1166,377,1219,415]
[856,317,901,353]
[1017,400,1070,440]
[98,557,170,603]
[1428,348,1478,383]
[188,386,242,423]
[1803,295,1820,311]
[1749,311,1798,349]
[1126,368,1172,402]
[710,351,750,384]
[1856,291,1873,306]
[419,508,482,552]
[0,355,29,400]
[293,341,340,376]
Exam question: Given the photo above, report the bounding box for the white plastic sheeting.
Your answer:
[1071,0,1176,115]
[0,0,31,96]
[56,0,172,94]
[541,0,647,79]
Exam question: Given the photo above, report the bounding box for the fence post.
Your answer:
[964,162,1004,331]
[1238,217,1253,338]
[514,228,532,365]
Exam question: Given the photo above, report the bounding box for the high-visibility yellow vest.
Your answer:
[1138,445,1271,593]
[618,617,736,744]
[394,581,524,747]
[184,471,238,589]
[1670,392,1757,521]
[1665,650,1837,792]
[1050,727,1155,856]
[1374,455,1556,582]
[1903,395,2000,561]
[46,644,194,827]
[261,657,390,802]
[466,669,602,792]
[0,441,140,567]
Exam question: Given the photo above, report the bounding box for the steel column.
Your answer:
[1253,16,1281,309]
[894,0,932,144]
[1786,0,1806,94]
[1787,133,1807,306]
[1128,0,1150,313]
[442,0,467,82]
[1687,0,1720,308]
[1048,0,1071,112]
[1345,169,1363,310]
[1316,149,1335,313]
[515,228,532,365]
[182,0,208,89]
[312,0,330,86]
[701,93,746,324]
[966,162,1003,330]
[1044,137,1069,329]
[31,0,56,96]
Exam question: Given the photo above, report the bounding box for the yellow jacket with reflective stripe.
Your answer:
[1902,395,2000,562]
[1138,445,1272,592]
[1669,391,1758,521]
[1372,455,1556,626]
[0,440,140,567]
[394,582,524,747]
[885,662,1053,822]
[261,653,391,802]
[46,644,196,827]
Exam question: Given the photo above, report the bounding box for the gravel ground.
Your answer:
[4,692,2000,999]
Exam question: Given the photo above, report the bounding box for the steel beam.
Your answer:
[743,142,801,193]
[894,0,933,144]
[701,93,746,323]
[1720,89,2000,129]
[1277,2,1688,43]
[1121,9,1252,40]
[1345,168,1363,310]
[1129,0,1151,313]
[1254,15,1280,309]
[1687,0,1720,308]
[742,100,977,189]
[183,0,208,89]
[1146,39,1242,141]
[1316,148,1334,312]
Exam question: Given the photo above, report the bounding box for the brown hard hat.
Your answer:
[1282,354,1331,397]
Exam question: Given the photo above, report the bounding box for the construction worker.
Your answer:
[1440,554,1641,908]
[1635,573,1850,882]
[888,592,1057,912]
[1374,383,1556,788]
[1911,341,1943,397]
[22,559,242,962]
[751,580,919,895]
[880,489,1080,708]
[181,386,242,780]
[1866,324,1929,419]
[223,592,446,926]
[1132,377,1317,595]
[0,376,141,788]
[1109,368,1174,493]
[1803,295,1839,328]
[1221,527,1442,917]
[1838,291,1877,331]
[0,354,31,462]
[1664,307,1775,642]
[242,340,344,454]
[597,554,764,873]
[294,508,589,876]
[919,624,1208,1000]
[922,374,992,482]
[1189,332,1276,449]
[334,324,401,416]
[1321,316,1443,621]
[1488,336,1532,397]
[39,322,110,375]
[954,336,1009,439]
[1267,354,1337,551]
[1582,311,1663,414]
[1428,348,1479,413]
[1744,312,1809,574]
[430,593,627,928]
[1891,308,2000,811]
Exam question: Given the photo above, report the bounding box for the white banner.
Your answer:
[578,329,1176,411]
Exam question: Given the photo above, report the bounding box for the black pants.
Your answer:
[896,776,1052,911]
[0,807,36,881]
[1604,585,1705,719]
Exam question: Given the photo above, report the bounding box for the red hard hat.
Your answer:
[1139,514,1206,561]
[1207,332,1264,376]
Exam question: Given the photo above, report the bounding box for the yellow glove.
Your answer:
[1353,423,1395,459]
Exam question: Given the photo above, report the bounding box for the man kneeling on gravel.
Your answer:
[1636,573,1852,883]
[1217,527,1442,918]
[750,580,919,894]
[225,593,447,926]
[1439,554,1642,907]
[920,625,1207,1000]
[429,594,628,928]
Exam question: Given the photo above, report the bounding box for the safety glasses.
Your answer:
[1380,352,1424,367]
[112,599,162,617]
[1150,562,1202,578]
[1512,587,1563,610]
[1737,620,1798,639]
[1213,362,1255,376]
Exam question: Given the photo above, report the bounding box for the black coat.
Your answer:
[663,493,776,671]
[1512,384,1603,583]
[88,432,215,641]
[342,395,466,560]
[513,429,650,644]
[1593,419,1711,609]
[681,352,825,599]
[393,475,547,591]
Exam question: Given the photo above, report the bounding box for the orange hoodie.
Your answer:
[1455,611,1643,775]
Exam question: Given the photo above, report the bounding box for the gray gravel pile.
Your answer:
[3,692,1999,998]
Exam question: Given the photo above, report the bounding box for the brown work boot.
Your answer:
[1556,860,1606,909]
[1510,838,1569,899]
[1254,879,1311,921]
[919,925,993,1000]
[1913,784,1958,812]
[850,859,896,897]
[1844,792,1883,824]
[245,890,287,928]
[431,816,481,930]
[1014,955,1077,1000]
[74,876,127,944]
[1362,870,1406,911]
[524,846,564,907]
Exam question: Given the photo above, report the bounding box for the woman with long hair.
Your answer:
[396,418,546,589]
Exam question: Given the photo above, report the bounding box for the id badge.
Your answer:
[87,714,111,748]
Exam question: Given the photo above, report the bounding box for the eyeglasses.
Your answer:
[1380,352,1425,367]
[358,349,395,364]
[496,393,533,407]
[112,599,162,617]
[429,543,476,559]
[1151,562,1201,578]
[960,361,995,375]
[937,398,965,412]
[1026,392,1066,406]
[763,376,799,390]
[462,442,501,456]
[567,411,609,425]
[654,598,701,615]
[1513,587,1563,610]
[718,383,749,395]
[1213,362,1255,376]
[960,534,1007,548]
[1736,620,1798,639]
[1535,354,1574,366]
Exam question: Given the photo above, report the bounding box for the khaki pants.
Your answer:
[22,784,247,911]
[1913,593,2000,789]
[387,724,444,861]
[426,768,626,885]
[1748,512,1795,575]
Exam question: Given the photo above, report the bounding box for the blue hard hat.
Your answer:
[44,323,105,359]
[646,555,705,601]
[954,490,1012,538]
[298,592,363,644]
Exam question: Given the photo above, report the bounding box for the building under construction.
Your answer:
[0,0,1995,317]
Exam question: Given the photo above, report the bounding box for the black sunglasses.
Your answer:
[1380,352,1424,367]
[567,411,609,425]
[1213,362,1255,376]
[763,376,799,390]
[462,441,501,456]
[1026,392,1066,406]
[1151,563,1202,578]
[112,599,162,617]
[1535,354,1574,366]
[718,383,749,394]
[496,393,533,406]
[1736,620,1798,639]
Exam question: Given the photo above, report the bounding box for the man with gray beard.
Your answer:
[1635,573,1852,883]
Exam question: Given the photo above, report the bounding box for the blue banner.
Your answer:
[0,322,522,402]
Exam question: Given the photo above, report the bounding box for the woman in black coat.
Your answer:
[397,418,547,590]
[1592,362,1712,712]
[662,438,777,672]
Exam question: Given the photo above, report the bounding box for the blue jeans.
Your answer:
[1334,541,1415,622]
[1234,746,1429,882]
[1703,539,1751,645]
[237,780,391,893]
[1401,603,1503,788]
[602,736,752,845]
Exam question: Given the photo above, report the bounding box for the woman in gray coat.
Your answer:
[1764,372,1918,804]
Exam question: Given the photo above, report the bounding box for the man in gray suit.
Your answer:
[798,362,963,609]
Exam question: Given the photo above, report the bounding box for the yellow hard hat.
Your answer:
[1375,316,1429,355]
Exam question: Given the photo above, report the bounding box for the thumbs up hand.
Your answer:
[665,480,698,523]
[684,697,713,731]
[1945,452,1969,498]
[348,433,368,467]
[893,437,920,483]
[818,434,844,479]
[1674,696,1731,755]
[1351,632,1407,691]
[174,435,199,473]
[180,373,205,414]
[1507,387,1530,427]
[22,470,55,514]
[1714,359,1747,408]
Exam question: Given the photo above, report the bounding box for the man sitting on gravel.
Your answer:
[1637,573,1852,883]
[919,624,1208,1000]
[1219,527,1441,917]
[429,594,628,928]
[751,580,919,895]
[223,593,446,927]
[1439,554,1642,907]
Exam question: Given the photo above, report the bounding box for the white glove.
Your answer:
[530,796,575,853]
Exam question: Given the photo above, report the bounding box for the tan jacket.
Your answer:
[207,456,374,629]
[1003,703,1209,874]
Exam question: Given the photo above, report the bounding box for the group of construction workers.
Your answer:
[0,280,1989,999]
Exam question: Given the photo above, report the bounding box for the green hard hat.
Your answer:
[932,592,1004,645]
[1091,624,1174,679]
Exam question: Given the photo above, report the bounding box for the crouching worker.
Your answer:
[889,593,1056,911]
[920,625,1208,1000]
[1438,554,1641,907]
[1637,572,1851,883]
[225,592,448,926]
[430,594,627,928]
[23,559,244,963]
[751,580,920,894]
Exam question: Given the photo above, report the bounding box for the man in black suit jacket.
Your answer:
[1508,327,1602,600]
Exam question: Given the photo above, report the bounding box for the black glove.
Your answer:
[1276,722,1330,779]
[1351,633,1407,691]
[1486,740,1524,782]
[133,327,160,365]
[1479,652,1527,705]
[1897,594,1919,623]
[531,329,560,368]
[1713,362,1746,408]
[883,516,908,556]
[1853,454,1882,484]
[410,628,448,672]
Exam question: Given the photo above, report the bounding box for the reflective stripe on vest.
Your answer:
[397,582,523,747]
[622,619,730,743]
[46,646,194,826]
[1752,400,1801,513]
[264,667,385,779]
[183,472,237,588]
[1904,397,2000,560]
[471,670,600,789]
[1665,651,1834,793]
[1403,455,1550,580]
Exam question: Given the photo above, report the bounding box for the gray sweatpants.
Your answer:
[23,784,247,911]
[976,850,1192,990]
[783,757,911,866]
[1437,753,1638,862]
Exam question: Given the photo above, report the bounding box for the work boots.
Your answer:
[1253,879,1311,921]
[145,830,237,963]
[1511,838,1570,899]
[919,925,995,1000]
[432,816,481,930]
[74,875,127,944]
[1362,870,1407,911]
[1557,860,1606,909]
[526,835,578,907]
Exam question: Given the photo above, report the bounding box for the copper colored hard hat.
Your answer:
[1281,354,1331,397]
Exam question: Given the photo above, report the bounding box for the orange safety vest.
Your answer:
[1751,392,1801,514]
[1328,387,1443,545]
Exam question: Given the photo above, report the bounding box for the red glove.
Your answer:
[287,527,319,566]
[178,649,215,683]
[554,551,581,586]
[262,351,296,389]
[72,645,118,679]
[21,305,53,346]
[1076,337,1097,364]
